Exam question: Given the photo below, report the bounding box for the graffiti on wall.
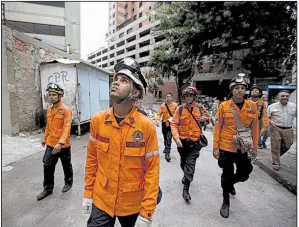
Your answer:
[48,71,69,84]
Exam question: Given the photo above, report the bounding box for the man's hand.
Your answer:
[269,120,276,128]
[252,151,257,159]
[213,148,219,160]
[134,215,152,227]
[155,121,160,127]
[52,143,62,154]
[174,138,183,147]
[41,138,46,147]
[82,198,93,214]
[199,116,208,122]
[260,128,266,136]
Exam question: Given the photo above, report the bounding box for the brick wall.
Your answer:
[2,25,77,135]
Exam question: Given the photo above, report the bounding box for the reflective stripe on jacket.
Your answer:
[84,106,160,219]
[213,99,259,152]
[44,102,72,148]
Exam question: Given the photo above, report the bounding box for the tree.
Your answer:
[148,42,195,103]
[150,2,297,86]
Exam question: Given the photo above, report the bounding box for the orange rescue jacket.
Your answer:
[156,102,178,126]
[250,98,269,130]
[44,102,72,148]
[213,99,259,152]
[171,102,210,142]
[84,106,160,219]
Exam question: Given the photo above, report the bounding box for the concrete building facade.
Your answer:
[2,25,78,136]
[87,2,165,73]
[2,1,81,58]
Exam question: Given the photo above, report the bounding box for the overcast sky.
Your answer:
[80,2,109,60]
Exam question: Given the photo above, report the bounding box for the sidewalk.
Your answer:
[255,137,297,195]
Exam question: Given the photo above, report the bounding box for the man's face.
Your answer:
[110,74,132,101]
[232,85,246,99]
[279,92,289,104]
[166,94,173,102]
[184,94,194,104]
[262,95,267,102]
[251,88,260,98]
[48,92,59,104]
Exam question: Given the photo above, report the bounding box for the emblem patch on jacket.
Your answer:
[58,109,64,114]
[132,130,144,142]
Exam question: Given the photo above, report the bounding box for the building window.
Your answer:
[149,17,151,22]
[159,91,162,99]
[149,6,151,10]
[119,32,124,38]
[127,28,133,34]
[139,12,142,18]
[139,2,142,7]
[132,8,134,12]
[125,4,128,9]
[113,4,115,8]
[113,29,115,33]
[113,12,115,17]
[113,21,115,25]
[139,23,142,28]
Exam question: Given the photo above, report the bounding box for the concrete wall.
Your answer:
[2,25,77,136]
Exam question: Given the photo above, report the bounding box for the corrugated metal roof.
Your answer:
[41,59,112,75]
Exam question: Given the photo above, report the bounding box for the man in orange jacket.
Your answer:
[171,86,210,202]
[213,73,259,218]
[83,57,160,227]
[156,93,178,162]
[37,83,73,201]
[249,84,269,150]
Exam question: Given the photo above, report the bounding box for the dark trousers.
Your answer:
[177,140,200,184]
[87,204,139,227]
[162,122,172,154]
[218,150,253,202]
[43,145,73,192]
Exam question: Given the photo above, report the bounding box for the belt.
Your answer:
[276,126,292,129]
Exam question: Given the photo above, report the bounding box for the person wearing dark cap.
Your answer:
[267,90,296,171]
[249,84,269,151]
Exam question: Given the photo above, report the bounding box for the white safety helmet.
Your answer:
[229,73,250,90]
[113,57,147,100]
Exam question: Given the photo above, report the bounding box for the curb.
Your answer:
[255,159,297,195]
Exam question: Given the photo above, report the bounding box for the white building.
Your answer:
[87,2,165,75]
[2,1,81,58]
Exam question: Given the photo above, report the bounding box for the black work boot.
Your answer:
[62,183,72,193]
[165,153,171,162]
[230,185,236,195]
[182,184,191,201]
[37,190,52,201]
[220,201,230,218]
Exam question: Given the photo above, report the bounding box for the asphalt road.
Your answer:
[2,126,296,227]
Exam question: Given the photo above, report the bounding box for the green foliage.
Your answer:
[149,1,297,88]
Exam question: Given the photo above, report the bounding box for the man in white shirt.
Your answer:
[267,90,297,171]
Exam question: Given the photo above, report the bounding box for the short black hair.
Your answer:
[278,90,290,94]
[166,93,173,97]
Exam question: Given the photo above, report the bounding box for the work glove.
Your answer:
[82,198,93,214]
[213,148,219,160]
[134,215,152,227]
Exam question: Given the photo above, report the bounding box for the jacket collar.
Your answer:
[104,106,137,128]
